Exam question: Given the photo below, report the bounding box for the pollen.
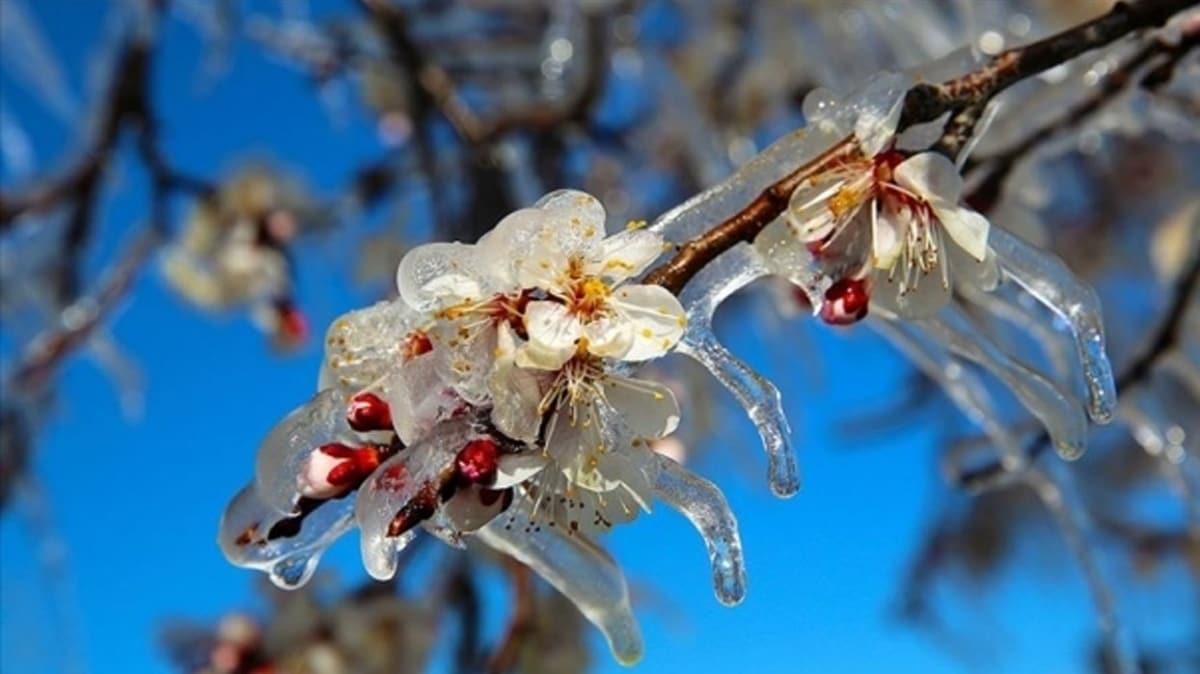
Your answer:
[828,185,862,218]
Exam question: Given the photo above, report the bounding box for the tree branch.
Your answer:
[641,0,1197,296]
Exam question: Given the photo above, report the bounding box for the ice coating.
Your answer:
[1025,464,1139,674]
[988,225,1117,424]
[477,504,645,666]
[915,305,1088,460]
[652,454,747,606]
[353,420,470,581]
[321,299,422,395]
[958,281,1076,384]
[674,243,800,497]
[871,318,1027,475]
[254,388,351,515]
[218,483,354,590]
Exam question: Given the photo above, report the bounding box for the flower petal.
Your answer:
[493,452,549,488]
[475,207,546,286]
[581,314,635,360]
[608,284,687,361]
[871,200,904,269]
[893,152,965,204]
[396,242,482,311]
[519,301,583,370]
[586,229,664,283]
[934,202,990,262]
[602,374,681,439]
[488,324,546,443]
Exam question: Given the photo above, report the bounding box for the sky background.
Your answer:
[0,2,1143,673]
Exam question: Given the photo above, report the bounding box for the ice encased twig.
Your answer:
[988,225,1117,424]
[476,504,645,666]
[915,304,1088,460]
[218,483,354,589]
[673,244,800,497]
[652,454,747,605]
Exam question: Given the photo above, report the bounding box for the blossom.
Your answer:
[222,190,746,665]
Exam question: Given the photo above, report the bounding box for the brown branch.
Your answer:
[485,558,535,674]
[641,0,1197,296]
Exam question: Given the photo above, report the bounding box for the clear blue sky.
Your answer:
[1,3,1123,673]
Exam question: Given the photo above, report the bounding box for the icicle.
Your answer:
[217,484,354,590]
[871,318,1027,476]
[958,281,1075,384]
[1024,463,1140,674]
[988,225,1117,424]
[477,504,645,666]
[254,388,350,515]
[674,244,800,497]
[916,305,1088,460]
[652,454,747,605]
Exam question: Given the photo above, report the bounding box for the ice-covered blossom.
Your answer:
[782,90,996,321]
[221,190,743,665]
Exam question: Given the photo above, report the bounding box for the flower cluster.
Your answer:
[163,168,312,350]
[220,190,745,665]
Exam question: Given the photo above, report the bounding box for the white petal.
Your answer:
[519,301,583,370]
[581,314,635,359]
[586,229,664,283]
[536,189,607,241]
[514,236,568,291]
[395,242,482,311]
[488,325,546,443]
[476,207,546,286]
[603,375,681,439]
[493,452,549,488]
[934,203,990,262]
[608,284,687,361]
[893,152,965,204]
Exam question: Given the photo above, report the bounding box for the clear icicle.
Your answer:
[254,388,350,515]
[652,454,747,606]
[674,244,800,497]
[988,225,1117,424]
[958,281,1076,384]
[217,483,355,590]
[1025,463,1139,674]
[476,504,645,666]
[916,305,1088,460]
[871,318,1027,476]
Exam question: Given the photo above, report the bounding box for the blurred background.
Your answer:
[1,1,1197,673]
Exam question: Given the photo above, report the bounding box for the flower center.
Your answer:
[568,276,611,319]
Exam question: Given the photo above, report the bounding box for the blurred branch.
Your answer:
[965,21,1200,212]
[486,558,535,674]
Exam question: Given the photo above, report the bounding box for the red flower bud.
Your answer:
[819,277,870,326]
[346,392,393,432]
[299,442,384,499]
[455,438,500,485]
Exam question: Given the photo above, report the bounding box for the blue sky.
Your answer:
[0,2,1127,673]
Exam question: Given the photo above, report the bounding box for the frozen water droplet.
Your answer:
[269,553,317,590]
